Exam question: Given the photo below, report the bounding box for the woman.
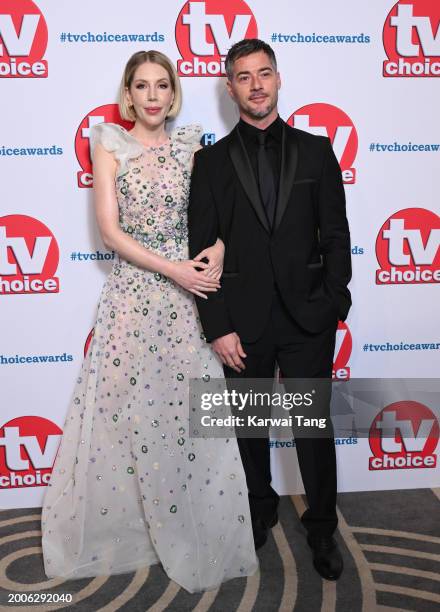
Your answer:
[42,50,258,593]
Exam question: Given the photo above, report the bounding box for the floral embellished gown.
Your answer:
[41,123,258,593]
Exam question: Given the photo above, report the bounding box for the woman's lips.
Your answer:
[145,107,161,114]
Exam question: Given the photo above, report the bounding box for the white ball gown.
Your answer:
[41,122,258,593]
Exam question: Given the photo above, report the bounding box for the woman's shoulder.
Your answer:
[90,122,133,152]
[89,123,143,169]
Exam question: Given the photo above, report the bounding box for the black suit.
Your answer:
[188,117,351,537]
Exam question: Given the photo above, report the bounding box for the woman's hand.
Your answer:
[168,260,221,299]
[194,238,225,280]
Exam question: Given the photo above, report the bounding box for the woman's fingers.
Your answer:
[193,249,209,262]
[191,260,209,269]
[204,265,221,278]
[196,276,220,288]
[191,289,208,299]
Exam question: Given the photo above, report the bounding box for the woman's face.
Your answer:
[126,61,174,127]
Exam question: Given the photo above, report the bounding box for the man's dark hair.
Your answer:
[225,38,277,80]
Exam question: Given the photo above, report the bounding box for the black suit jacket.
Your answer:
[188,120,352,343]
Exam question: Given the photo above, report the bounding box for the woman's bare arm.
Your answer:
[93,143,220,298]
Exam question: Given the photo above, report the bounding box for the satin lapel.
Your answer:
[228,126,270,234]
[274,124,298,232]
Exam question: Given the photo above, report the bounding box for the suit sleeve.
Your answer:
[318,139,352,321]
[188,150,234,342]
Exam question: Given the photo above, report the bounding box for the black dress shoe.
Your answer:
[266,512,278,528]
[252,518,269,550]
[307,534,344,580]
[252,513,279,550]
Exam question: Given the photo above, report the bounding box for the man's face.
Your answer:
[226,50,281,121]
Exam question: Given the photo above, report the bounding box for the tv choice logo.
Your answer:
[75,104,133,189]
[0,416,62,488]
[383,1,440,77]
[0,214,60,295]
[288,103,358,184]
[369,401,439,470]
[376,207,440,285]
[0,0,48,78]
[176,0,257,76]
[333,321,352,381]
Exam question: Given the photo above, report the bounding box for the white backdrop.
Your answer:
[0,0,439,509]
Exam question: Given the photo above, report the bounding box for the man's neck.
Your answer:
[239,108,279,131]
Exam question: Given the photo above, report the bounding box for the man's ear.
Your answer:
[276,72,281,90]
[226,79,235,100]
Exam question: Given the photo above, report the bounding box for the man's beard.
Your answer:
[242,93,278,120]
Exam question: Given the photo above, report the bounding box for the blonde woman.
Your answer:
[42,50,258,593]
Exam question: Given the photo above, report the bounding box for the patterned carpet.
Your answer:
[0,489,439,611]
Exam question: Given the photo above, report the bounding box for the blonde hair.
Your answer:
[118,50,182,121]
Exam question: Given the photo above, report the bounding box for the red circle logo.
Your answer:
[176,0,258,76]
[376,207,440,284]
[75,104,133,189]
[369,401,439,470]
[0,214,59,295]
[383,1,440,77]
[0,0,48,78]
[84,327,94,357]
[333,321,352,381]
[287,103,358,184]
[0,416,62,489]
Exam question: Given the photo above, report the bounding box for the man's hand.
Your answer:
[212,332,247,373]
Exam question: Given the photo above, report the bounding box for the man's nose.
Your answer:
[250,75,263,90]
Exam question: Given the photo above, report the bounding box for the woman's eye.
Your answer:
[136,84,145,89]
[159,83,169,89]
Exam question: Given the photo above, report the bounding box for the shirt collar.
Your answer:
[238,115,283,145]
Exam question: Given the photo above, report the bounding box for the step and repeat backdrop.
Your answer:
[0,0,439,509]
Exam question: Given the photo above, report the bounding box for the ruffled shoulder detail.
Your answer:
[170,124,203,147]
[90,123,143,176]
[170,124,203,169]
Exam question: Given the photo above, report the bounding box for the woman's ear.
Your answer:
[125,86,133,108]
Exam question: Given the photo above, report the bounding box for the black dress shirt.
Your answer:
[238,115,283,196]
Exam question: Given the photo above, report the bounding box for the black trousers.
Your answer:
[223,288,338,537]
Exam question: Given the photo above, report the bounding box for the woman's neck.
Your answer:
[130,120,168,147]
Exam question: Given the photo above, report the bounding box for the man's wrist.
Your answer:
[211,330,235,344]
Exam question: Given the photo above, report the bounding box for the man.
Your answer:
[188,39,351,581]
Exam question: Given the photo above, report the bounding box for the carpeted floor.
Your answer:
[0,489,439,611]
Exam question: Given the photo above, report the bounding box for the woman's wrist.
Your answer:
[159,258,177,280]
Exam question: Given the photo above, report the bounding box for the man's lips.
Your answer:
[249,94,268,102]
